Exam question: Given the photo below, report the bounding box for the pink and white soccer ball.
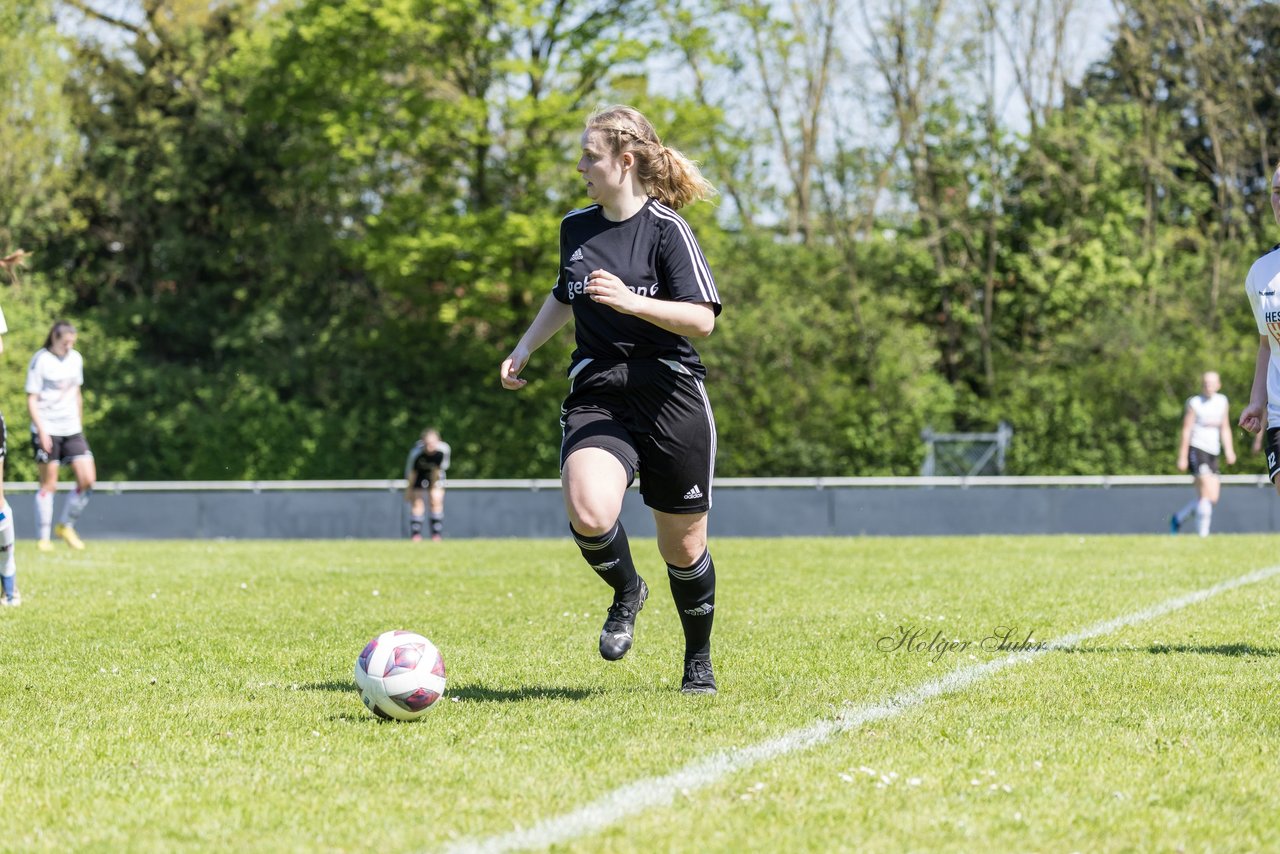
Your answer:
[354,630,447,721]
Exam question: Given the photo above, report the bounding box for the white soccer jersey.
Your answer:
[1186,393,1228,455]
[25,348,85,436]
[1246,245,1280,428]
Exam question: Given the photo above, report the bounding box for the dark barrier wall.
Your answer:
[17,479,1280,539]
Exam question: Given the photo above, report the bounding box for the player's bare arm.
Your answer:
[583,269,715,337]
[1221,402,1237,465]
[1238,335,1270,434]
[501,295,573,390]
[26,392,50,453]
[0,249,32,285]
[1176,407,1195,471]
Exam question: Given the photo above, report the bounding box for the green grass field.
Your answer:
[1,536,1277,852]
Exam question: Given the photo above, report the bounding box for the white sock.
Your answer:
[1197,498,1213,537]
[60,488,92,527]
[0,501,14,547]
[1175,499,1199,524]
[35,490,53,541]
[0,502,15,597]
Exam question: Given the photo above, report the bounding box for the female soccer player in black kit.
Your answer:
[500,105,721,694]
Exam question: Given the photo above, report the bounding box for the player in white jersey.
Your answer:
[25,321,96,551]
[1239,161,1280,493]
[1171,372,1235,536]
[403,427,450,542]
[0,298,19,606]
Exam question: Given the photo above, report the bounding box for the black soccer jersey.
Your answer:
[551,198,721,376]
[404,440,451,485]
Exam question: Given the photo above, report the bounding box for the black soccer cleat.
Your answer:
[599,578,648,661]
[681,657,717,695]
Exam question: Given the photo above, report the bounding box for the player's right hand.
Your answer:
[1239,402,1265,435]
[500,348,529,390]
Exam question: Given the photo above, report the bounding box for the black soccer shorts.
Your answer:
[1265,428,1280,484]
[560,359,716,514]
[31,432,93,466]
[1187,446,1220,478]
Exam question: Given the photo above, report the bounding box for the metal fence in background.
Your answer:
[11,475,1277,539]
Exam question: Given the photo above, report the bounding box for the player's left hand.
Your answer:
[584,269,643,315]
[1226,451,1237,466]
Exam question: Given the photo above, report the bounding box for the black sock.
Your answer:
[668,550,715,659]
[572,521,640,598]
[409,515,424,537]
[429,513,443,536]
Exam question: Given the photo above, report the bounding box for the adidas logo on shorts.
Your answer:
[569,247,584,262]
[683,485,703,500]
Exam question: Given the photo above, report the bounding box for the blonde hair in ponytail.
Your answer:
[585,105,716,210]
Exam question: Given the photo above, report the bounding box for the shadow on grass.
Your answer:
[446,684,602,703]
[328,684,603,723]
[298,680,359,693]
[1065,643,1280,657]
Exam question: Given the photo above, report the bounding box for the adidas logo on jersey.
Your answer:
[683,485,703,500]
[569,247,584,262]
[683,603,714,616]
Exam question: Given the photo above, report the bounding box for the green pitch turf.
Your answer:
[1,536,1277,852]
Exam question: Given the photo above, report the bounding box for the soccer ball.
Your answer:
[353,630,447,721]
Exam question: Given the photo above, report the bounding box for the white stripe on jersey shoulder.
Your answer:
[647,201,720,305]
[562,204,601,222]
[658,358,693,376]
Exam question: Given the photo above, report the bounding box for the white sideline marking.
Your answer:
[443,564,1280,854]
